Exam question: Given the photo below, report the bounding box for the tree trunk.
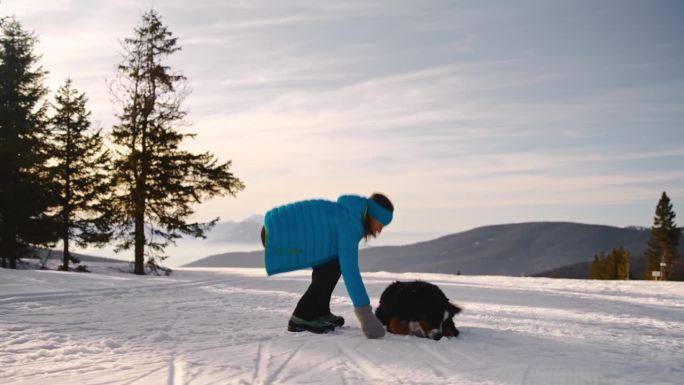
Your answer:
[134,203,145,275]
[0,238,6,268]
[134,89,149,275]
[0,231,7,268]
[63,127,72,271]
[3,226,18,269]
[8,239,17,269]
[62,227,70,271]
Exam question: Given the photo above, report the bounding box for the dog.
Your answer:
[375,280,461,340]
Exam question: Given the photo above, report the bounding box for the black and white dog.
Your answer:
[375,281,462,340]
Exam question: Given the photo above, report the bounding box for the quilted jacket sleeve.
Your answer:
[337,220,370,308]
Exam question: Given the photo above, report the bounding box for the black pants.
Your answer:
[293,258,342,320]
[261,226,341,320]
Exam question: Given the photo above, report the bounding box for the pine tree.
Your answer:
[589,254,601,279]
[593,252,609,279]
[613,246,630,280]
[109,10,244,274]
[49,78,112,271]
[599,252,609,279]
[0,19,58,269]
[645,192,680,280]
[604,251,617,280]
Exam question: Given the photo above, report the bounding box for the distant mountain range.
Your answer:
[184,222,669,278]
[203,215,264,244]
[198,214,440,246]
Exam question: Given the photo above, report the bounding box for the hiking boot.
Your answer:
[287,315,335,334]
[318,313,345,327]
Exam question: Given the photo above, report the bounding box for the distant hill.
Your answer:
[184,250,265,268]
[359,222,650,276]
[184,222,652,277]
[531,260,594,279]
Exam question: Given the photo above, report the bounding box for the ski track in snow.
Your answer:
[1,264,683,385]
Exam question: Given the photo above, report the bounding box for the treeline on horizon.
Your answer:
[0,10,245,274]
[589,192,680,281]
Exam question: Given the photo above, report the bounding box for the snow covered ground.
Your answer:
[1,263,683,385]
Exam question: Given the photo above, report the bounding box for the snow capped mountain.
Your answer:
[203,215,265,244]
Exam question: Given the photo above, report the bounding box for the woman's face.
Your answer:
[369,217,384,237]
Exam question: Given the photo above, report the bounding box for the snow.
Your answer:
[1,263,683,385]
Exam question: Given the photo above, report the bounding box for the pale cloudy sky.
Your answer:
[3,0,683,243]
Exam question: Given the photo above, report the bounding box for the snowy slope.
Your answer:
[1,264,683,385]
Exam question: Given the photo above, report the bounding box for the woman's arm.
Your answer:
[337,224,385,338]
[337,226,370,307]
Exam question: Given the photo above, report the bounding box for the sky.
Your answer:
[3,0,684,245]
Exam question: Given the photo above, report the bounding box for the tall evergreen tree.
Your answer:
[645,192,680,280]
[613,246,630,280]
[603,251,617,280]
[49,78,112,271]
[109,10,244,274]
[0,18,58,269]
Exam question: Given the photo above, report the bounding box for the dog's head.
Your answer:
[387,301,461,340]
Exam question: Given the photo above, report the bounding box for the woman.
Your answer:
[261,193,393,339]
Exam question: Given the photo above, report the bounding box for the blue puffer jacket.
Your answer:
[263,195,370,307]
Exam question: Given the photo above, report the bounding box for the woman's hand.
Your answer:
[354,305,386,339]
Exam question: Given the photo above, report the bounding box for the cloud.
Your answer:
[3,0,683,233]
